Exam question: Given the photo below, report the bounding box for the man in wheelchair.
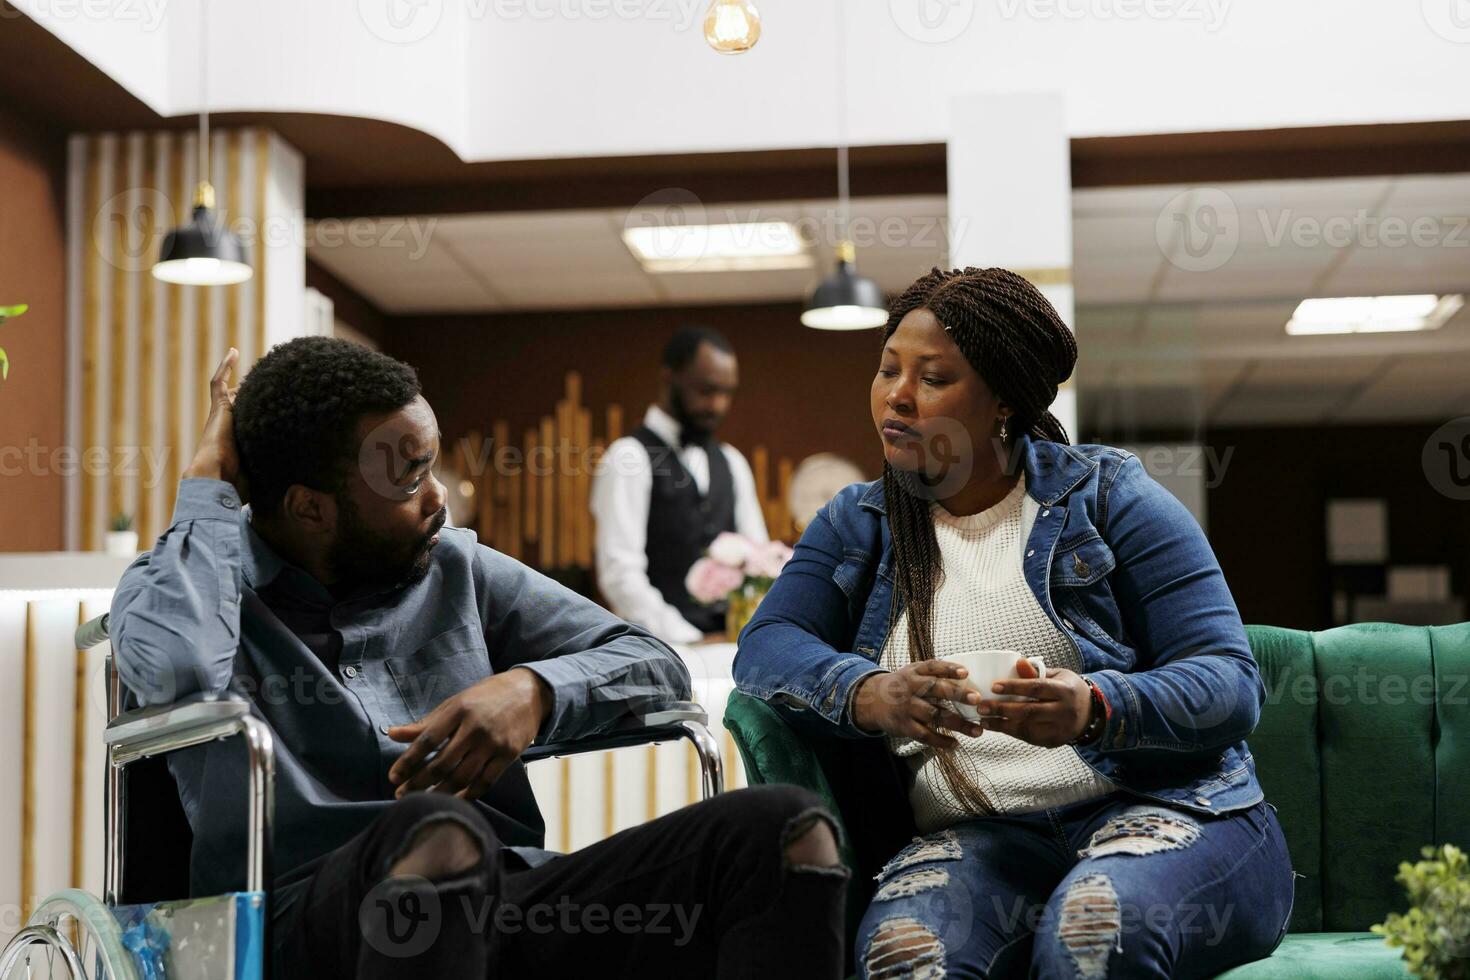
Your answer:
[109,337,847,979]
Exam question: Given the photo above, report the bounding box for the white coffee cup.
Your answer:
[940,650,1047,722]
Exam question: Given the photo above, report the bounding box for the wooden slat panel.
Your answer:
[70,608,87,889]
[523,427,538,546]
[136,137,158,544]
[166,135,187,506]
[574,407,592,567]
[21,603,36,918]
[555,400,573,567]
[538,417,554,568]
[606,403,623,443]
[81,138,104,551]
[108,137,132,537]
[254,129,270,362]
[225,129,242,356]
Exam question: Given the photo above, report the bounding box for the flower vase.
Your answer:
[725,583,768,643]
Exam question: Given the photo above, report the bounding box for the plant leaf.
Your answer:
[0,304,28,320]
[0,347,8,380]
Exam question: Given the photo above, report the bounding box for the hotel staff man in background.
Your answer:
[592,326,768,644]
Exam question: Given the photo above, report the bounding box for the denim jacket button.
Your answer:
[1041,509,1051,517]
[1026,549,1036,557]
[1195,796,1212,806]
[343,665,358,679]
[1063,619,1076,631]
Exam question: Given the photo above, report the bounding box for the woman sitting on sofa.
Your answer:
[733,267,1294,978]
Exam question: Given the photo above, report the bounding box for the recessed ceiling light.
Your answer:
[1285,294,1465,335]
[623,221,812,273]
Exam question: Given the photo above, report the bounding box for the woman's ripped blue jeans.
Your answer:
[856,793,1294,979]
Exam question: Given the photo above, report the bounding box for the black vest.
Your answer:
[630,426,737,634]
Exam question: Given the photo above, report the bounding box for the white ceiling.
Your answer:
[306,173,1470,430]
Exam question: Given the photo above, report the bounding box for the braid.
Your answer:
[880,267,1078,814]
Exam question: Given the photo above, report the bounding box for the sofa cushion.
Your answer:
[1314,623,1438,931]
[1245,625,1323,932]
[1214,932,1408,979]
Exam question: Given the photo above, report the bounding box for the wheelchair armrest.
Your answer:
[522,701,723,797]
[104,693,276,897]
[522,701,706,761]
[105,692,252,752]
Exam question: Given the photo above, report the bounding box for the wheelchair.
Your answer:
[2,613,724,980]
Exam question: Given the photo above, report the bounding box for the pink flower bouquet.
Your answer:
[684,533,794,605]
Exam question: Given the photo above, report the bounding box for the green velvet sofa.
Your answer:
[724,622,1470,978]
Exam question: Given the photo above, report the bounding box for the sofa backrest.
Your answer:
[1246,621,1470,933]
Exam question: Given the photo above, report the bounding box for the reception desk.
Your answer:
[0,552,746,944]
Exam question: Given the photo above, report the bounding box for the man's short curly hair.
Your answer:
[233,337,421,515]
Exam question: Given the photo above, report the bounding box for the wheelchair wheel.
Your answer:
[0,889,139,980]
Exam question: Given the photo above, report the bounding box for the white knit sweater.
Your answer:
[880,475,1115,831]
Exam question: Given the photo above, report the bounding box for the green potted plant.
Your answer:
[106,513,139,557]
[1372,843,1470,979]
[0,304,27,381]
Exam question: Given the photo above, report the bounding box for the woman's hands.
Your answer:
[980,659,1096,748]
[183,348,249,503]
[850,661,986,748]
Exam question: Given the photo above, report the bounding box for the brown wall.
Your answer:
[1204,424,1470,631]
[382,302,890,488]
[0,103,67,551]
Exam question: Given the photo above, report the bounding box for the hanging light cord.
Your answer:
[834,0,851,247]
[197,0,211,204]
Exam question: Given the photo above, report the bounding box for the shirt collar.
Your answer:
[643,404,684,448]
[241,506,289,590]
[858,434,1099,514]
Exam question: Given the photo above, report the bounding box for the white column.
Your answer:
[947,93,1077,439]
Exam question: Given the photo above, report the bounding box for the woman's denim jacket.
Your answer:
[734,435,1266,819]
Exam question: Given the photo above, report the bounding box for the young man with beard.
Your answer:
[110,337,846,979]
[591,326,769,644]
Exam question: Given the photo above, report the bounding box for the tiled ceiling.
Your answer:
[306,174,1470,430]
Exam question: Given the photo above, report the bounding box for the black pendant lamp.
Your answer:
[801,1,886,331]
[154,181,252,286]
[153,0,252,287]
[802,240,888,330]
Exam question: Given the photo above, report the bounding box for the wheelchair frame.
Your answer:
[2,612,724,979]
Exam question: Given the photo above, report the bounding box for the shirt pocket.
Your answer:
[1050,530,1117,588]
[383,623,492,726]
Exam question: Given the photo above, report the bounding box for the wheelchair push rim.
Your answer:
[0,889,140,980]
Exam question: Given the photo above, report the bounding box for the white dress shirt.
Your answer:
[591,405,769,644]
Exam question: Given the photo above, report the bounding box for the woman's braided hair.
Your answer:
[879,267,1077,813]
